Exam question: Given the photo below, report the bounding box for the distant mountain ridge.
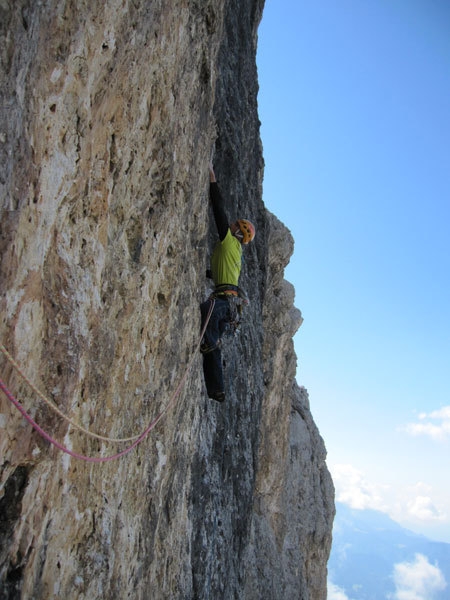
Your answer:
[329,502,450,599]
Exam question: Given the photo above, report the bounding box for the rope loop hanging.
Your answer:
[0,344,140,443]
[0,298,215,463]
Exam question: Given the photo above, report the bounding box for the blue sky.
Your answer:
[257,0,450,544]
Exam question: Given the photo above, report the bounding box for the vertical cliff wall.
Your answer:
[0,1,334,599]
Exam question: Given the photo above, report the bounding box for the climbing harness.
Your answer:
[212,283,249,304]
[0,299,215,463]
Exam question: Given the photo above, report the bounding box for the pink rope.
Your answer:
[0,377,159,462]
[0,299,215,463]
[0,343,141,443]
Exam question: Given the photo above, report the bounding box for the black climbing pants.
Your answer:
[200,297,231,398]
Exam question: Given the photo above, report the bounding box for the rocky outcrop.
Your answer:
[0,1,334,599]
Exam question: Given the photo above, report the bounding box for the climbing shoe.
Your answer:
[210,391,225,403]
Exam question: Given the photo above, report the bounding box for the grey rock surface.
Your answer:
[0,1,334,598]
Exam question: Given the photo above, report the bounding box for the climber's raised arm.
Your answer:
[209,164,229,242]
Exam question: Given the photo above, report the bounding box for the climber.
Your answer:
[200,163,255,402]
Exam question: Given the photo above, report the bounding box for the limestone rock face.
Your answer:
[0,1,334,599]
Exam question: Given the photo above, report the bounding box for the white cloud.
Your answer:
[328,581,352,600]
[332,466,450,540]
[331,464,388,511]
[406,495,447,522]
[426,407,450,420]
[392,553,447,600]
[402,406,450,442]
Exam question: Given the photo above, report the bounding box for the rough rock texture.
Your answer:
[0,1,334,599]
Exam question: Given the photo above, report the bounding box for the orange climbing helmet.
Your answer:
[237,219,256,244]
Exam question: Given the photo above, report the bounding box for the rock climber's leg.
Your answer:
[202,347,225,402]
[200,298,228,353]
[200,298,229,401]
